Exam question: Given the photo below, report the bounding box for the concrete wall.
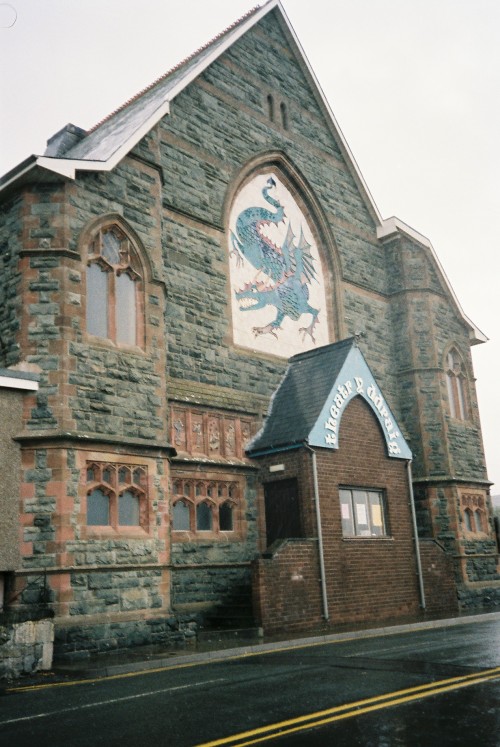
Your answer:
[0,387,23,571]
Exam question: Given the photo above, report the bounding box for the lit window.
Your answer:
[339,488,388,537]
[86,225,142,346]
[446,349,468,420]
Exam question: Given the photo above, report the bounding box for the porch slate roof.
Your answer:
[246,337,355,455]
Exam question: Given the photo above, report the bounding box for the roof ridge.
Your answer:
[289,337,355,363]
[87,4,262,135]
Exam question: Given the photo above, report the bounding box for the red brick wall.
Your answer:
[318,396,421,625]
[253,395,427,632]
[252,540,323,634]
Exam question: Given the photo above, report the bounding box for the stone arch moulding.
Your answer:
[77,213,154,283]
[223,152,345,359]
[442,342,472,422]
[308,344,412,459]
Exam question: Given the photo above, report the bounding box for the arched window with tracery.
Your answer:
[173,500,191,531]
[445,348,468,420]
[85,460,148,529]
[86,223,143,346]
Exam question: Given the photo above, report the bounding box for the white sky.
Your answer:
[1,0,498,492]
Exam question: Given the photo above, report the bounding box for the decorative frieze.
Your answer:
[170,404,254,460]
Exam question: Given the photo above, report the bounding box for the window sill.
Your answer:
[85,333,145,356]
[172,530,241,542]
[341,535,394,541]
[84,525,150,539]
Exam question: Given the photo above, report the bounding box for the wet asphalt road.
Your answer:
[1,617,499,747]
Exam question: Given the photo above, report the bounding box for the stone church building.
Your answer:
[0,0,498,660]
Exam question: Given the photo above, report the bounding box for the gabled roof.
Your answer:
[0,0,379,217]
[0,0,485,344]
[247,338,412,460]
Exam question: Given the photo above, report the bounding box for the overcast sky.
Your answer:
[1,0,498,492]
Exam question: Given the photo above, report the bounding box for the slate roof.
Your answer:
[61,5,263,164]
[247,337,355,455]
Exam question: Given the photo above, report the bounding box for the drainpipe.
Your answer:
[407,460,426,609]
[305,444,329,621]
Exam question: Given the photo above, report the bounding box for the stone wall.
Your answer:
[252,540,323,635]
[0,611,53,680]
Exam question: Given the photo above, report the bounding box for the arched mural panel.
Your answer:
[228,172,330,358]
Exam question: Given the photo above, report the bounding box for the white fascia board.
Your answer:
[0,375,38,392]
[378,218,488,345]
[35,100,172,180]
[0,159,38,193]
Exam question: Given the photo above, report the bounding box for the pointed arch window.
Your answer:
[172,478,241,537]
[86,224,143,346]
[85,460,148,530]
[446,348,468,420]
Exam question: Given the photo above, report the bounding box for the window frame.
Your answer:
[460,492,488,536]
[339,486,390,538]
[85,224,144,348]
[171,476,240,539]
[85,461,148,532]
[445,348,469,421]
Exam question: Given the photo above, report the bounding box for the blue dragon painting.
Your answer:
[230,177,320,342]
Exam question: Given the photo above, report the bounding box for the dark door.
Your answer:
[264,478,302,546]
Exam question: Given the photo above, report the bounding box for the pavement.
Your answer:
[34,608,500,684]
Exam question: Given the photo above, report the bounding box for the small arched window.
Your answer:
[280,101,288,129]
[474,509,484,533]
[87,487,110,526]
[196,502,212,531]
[86,224,142,346]
[118,490,140,526]
[267,94,275,122]
[446,348,468,420]
[219,502,234,531]
[173,500,191,531]
[464,508,474,532]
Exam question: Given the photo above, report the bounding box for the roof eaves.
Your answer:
[37,99,172,176]
[378,217,487,345]
[0,155,38,192]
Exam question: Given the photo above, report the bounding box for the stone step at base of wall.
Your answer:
[197,626,263,644]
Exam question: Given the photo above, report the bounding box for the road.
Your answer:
[1,617,499,746]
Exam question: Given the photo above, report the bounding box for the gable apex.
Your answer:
[247,338,412,460]
[1,0,382,229]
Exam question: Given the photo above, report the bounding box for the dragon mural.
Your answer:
[230,177,321,342]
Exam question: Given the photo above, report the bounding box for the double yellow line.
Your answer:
[196,666,500,747]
